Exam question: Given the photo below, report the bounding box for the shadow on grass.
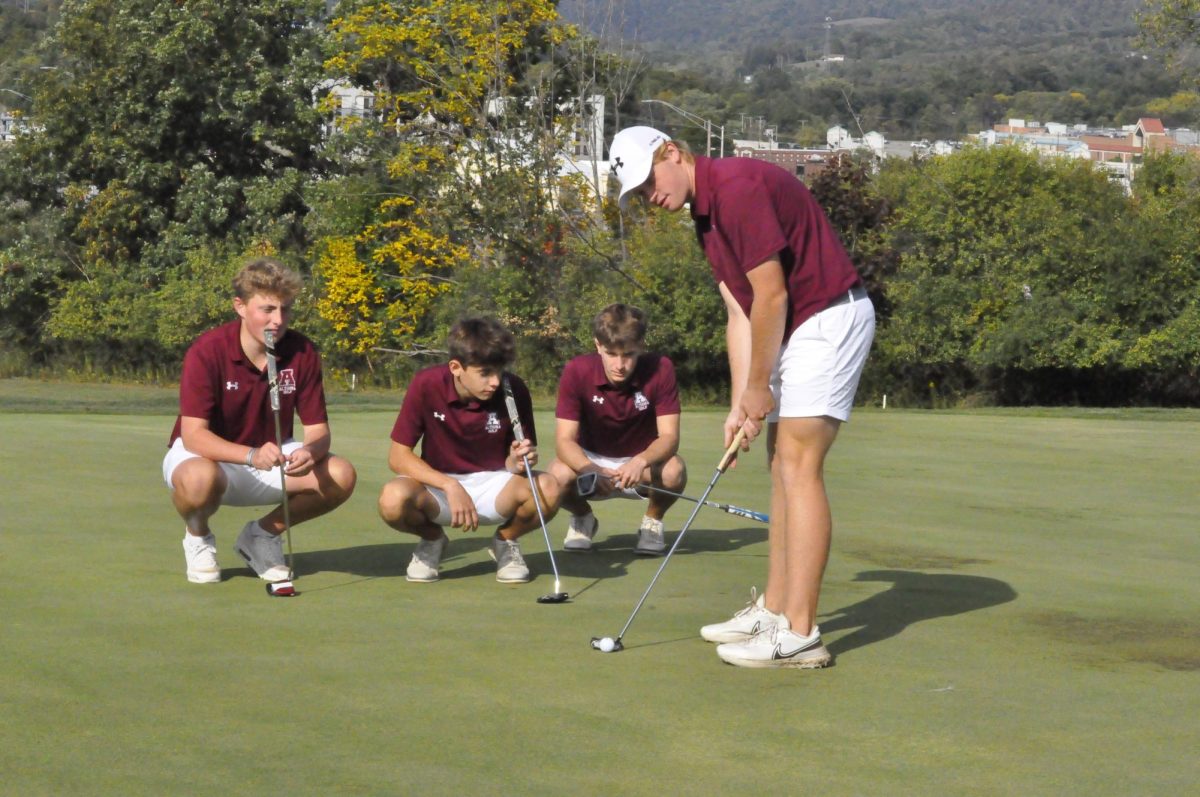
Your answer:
[275,525,767,584]
[224,544,411,581]
[524,525,768,585]
[822,570,1017,657]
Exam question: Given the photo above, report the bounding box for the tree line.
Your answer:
[0,0,1197,405]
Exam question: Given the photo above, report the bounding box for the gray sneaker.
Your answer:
[406,534,448,582]
[563,513,599,552]
[634,516,666,555]
[182,532,221,584]
[235,521,290,582]
[489,535,531,583]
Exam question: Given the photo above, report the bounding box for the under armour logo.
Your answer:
[434,412,446,421]
[226,381,239,391]
[613,156,624,170]
[592,395,604,404]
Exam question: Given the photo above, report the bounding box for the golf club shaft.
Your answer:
[521,454,560,587]
[616,429,746,642]
[271,409,295,578]
[636,483,768,524]
[263,330,295,579]
[502,378,561,590]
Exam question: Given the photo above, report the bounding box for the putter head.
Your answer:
[576,471,599,498]
[589,636,624,653]
[266,581,297,597]
[537,591,569,604]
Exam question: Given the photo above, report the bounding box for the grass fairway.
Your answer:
[1,382,1197,795]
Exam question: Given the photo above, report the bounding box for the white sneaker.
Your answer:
[700,587,779,643]
[633,516,666,555]
[489,535,530,583]
[235,521,291,582]
[182,532,220,584]
[563,513,598,552]
[406,534,448,582]
[716,616,832,669]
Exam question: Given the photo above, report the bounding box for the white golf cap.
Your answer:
[609,126,671,208]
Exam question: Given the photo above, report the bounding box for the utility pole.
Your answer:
[642,99,725,157]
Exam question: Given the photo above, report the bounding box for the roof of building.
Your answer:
[1080,136,1138,154]
[1137,118,1166,135]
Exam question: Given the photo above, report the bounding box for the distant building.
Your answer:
[975,117,1200,191]
[731,126,916,182]
[313,80,376,137]
[732,137,845,181]
[1,110,27,143]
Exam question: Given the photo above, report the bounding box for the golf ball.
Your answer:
[598,637,615,652]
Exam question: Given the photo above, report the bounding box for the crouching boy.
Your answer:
[164,257,357,585]
[378,318,561,583]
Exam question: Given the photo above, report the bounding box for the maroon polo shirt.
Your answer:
[168,320,328,447]
[555,352,681,458]
[690,155,860,337]
[390,364,536,474]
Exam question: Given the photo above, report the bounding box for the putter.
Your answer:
[263,329,297,597]
[502,377,568,604]
[591,428,746,652]
[576,472,768,524]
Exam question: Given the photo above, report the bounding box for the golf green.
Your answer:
[1,383,1196,795]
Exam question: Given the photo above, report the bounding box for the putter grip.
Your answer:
[263,329,281,412]
[717,428,747,472]
[502,378,525,442]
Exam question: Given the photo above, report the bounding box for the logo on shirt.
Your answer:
[634,391,649,411]
[279,368,297,395]
[433,412,446,422]
[485,412,502,433]
[592,395,605,405]
[226,381,239,391]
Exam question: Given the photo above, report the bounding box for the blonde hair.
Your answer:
[232,257,303,302]
[654,139,694,165]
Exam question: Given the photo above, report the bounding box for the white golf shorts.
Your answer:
[578,450,644,501]
[769,289,875,422]
[162,437,305,507]
[427,470,519,526]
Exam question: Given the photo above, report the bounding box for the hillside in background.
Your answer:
[559,0,1143,58]
[560,0,1176,142]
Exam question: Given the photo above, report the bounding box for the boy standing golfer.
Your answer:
[608,126,875,668]
[163,257,358,584]
[378,317,561,583]
[549,303,686,555]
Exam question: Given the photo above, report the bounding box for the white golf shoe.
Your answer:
[489,535,530,583]
[563,513,599,552]
[406,534,448,582]
[633,516,666,555]
[715,616,832,669]
[699,588,779,643]
[235,521,291,582]
[182,532,221,584]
